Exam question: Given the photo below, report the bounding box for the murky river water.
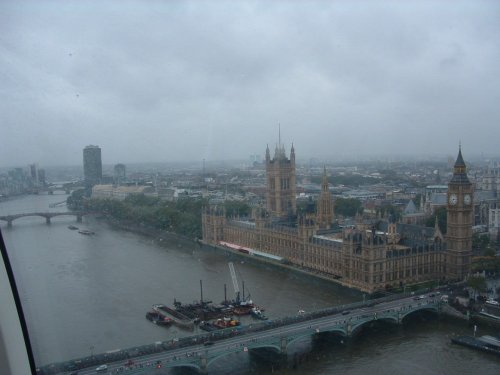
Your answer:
[1,194,499,374]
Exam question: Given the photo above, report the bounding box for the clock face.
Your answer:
[464,194,471,205]
[449,194,458,205]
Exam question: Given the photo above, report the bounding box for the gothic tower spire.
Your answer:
[316,166,334,229]
[446,144,473,281]
[265,138,297,219]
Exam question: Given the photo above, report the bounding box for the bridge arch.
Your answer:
[166,362,201,372]
[246,344,281,353]
[350,316,399,336]
[0,213,51,226]
[206,346,253,367]
[287,326,347,349]
[400,306,439,321]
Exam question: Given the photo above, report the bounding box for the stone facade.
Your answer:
[265,144,297,219]
[202,146,472,293]
[316,167,334,229]
[445,146,474,280]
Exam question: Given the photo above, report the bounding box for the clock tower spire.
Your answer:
[446,144,473,280]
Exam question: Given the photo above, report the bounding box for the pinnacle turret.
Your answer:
[450,144,470,184]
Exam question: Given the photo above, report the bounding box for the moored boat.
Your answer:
[472,309,500,328]
[251,307,268,320]
[212,317,240,329]
[451,335,500,357]
[78,229,95,235]
[199,321,219,332]
[233,306,252,315]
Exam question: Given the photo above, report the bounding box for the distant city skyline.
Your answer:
[1,1,500,167]
[0,148,496,171]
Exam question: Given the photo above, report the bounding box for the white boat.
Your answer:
[78,229,95,235]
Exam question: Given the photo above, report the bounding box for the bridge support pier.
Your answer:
[76,215,82,223]
[7,220,12,228]
[45,217,51,225]
[199,354,208,375]
[280,337,288,355]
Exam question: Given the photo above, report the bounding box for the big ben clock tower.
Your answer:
[446,145,473,280]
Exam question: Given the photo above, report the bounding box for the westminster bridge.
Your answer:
[0,211,90,227]
[42,293,444,375]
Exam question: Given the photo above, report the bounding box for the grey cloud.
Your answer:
[1,0,500,167]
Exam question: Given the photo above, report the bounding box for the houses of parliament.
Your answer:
[202,143,473,293]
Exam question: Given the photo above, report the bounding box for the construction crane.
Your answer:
[228,262,240,303]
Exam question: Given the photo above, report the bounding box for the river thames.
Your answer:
[1,194,499,374]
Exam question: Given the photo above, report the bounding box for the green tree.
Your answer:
[471,257,500,274]
[67,189,85,210]
[335,198,363,217]
[472,233,493,255]
[425,207,447,234]
[83,195,209,238]
[124,193,159,206]
[467,276,487,295]
[223,200,250,218]
[484,247,496,257]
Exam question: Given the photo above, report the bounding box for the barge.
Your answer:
[153,304,195,330]
[472,309,500,328]
[451,335,500,357]
[174,299,231,320]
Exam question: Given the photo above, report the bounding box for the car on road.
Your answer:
[486,299,499,306]
[204,341,215,346]
[96,364,108,372]
[341,310,350,315]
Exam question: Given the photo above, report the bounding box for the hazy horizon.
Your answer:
[2,0,500,168]
[1,149,492,174]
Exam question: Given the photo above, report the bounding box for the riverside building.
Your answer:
[202,144,473,293]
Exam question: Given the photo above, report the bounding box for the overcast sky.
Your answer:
[1,0,500,168]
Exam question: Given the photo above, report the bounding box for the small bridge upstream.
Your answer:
[0,211,90,227]
[41,294,443,375]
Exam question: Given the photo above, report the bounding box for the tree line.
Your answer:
[67,190,251,239]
